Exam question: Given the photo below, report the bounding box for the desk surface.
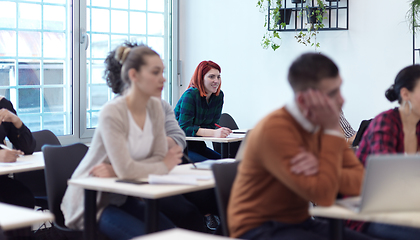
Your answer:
[68,164,214,199]
[131,228,236,240]
[186,133,245,143]
[0,151,44,176]
[310,205,420,229]
[0,203,54,231]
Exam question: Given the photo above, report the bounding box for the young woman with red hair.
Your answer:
[174,60,232,162]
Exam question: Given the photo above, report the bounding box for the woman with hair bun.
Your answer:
[174,60,232,162]
[355,65,420,239]
[61,43,182,240]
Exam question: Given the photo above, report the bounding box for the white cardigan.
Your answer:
[61,96,169,230]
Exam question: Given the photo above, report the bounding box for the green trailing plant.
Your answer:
[257,0,286,51]
[294,0,326,51]
[407,0,420,34]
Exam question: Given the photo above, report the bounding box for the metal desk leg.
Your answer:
[329,219,344,240]
[220,143,228,158]
[145,199,159,233]
[84,189,97,240]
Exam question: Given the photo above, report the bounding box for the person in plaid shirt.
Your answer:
[354,65,420,240]
[174,60,232,163]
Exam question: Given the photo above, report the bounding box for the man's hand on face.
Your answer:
[298,89,341,132]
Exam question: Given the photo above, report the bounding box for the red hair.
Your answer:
[188,60,221,97]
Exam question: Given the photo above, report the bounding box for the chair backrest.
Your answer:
[33,129,61,152]
[0,227,5,240]
[219,113,239,130]
[14,130,62,198]
[211,161,240,236]
[352,119,372,147]
[43,143,88,228]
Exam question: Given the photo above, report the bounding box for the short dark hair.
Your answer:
[288,53,339,92]
[385,65,420,103]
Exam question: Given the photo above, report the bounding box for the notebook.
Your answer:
[336,154,420,213]
[191,130,250,170]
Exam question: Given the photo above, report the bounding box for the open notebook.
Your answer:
[336,154,420,213]
[191,131,250,170]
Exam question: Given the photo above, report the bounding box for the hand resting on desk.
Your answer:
[0,149,24,163]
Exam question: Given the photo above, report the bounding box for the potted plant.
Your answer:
[407,0,420,34]
[257,0,287,50]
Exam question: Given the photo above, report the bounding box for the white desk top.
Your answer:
[0,203,54,231]
[0,151,44,176]
[131,228,237,240]
[68,164,215,199]
[310,205,420,229]
[186,133,245,143]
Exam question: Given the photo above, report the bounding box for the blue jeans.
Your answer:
[98,197,175,240]
[187,141,221,163]
[364,222,420,240]
[240,218,379,240]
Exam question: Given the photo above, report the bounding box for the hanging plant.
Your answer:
[294,0,326,51]
[407,0,420,34]
[257,0,286,51]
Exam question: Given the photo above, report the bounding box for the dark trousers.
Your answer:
[240,218,381,240]
[187,141,221,163]
[363,222,420,240]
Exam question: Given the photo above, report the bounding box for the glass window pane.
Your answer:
[18,3,41,29]
[43,5,66,31]
[44,0,66,4]
[43,113,65,135]
[130,12,146,34]
[91,0,109,8]
[18,31,41,57]
[0,31,17,56]
[89,85,108,110]
[130,36,147,45]
[91,8,109,33]
[44,62,64,85]
[111,35,128,51]
[148,37,164,59]
[20,115,40,131]
[18,61,40,86]
[147,13,164,35]
[87,8,91,32]
[91,34,109,58]
[148,0,164,12]
[18,88,40,113]
[44,87,63,112]
[91,60,105,84]
[111,0,128,9]
[130,0,146,10]
[0,62,14,87]
[0,1,17,28]
[111,10,128,34]
[44,32,66,58]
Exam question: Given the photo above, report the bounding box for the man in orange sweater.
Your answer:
[228,53,378,240]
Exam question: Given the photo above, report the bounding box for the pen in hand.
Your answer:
[0,144,24,156]
[183,153,197,168]
[214,123,222,128]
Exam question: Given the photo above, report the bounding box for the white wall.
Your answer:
[178,0,411,130]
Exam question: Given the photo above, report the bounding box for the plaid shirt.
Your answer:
[174,87,224,136]
[356,107,420,166]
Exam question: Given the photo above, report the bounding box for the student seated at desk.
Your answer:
[354,64,420,240]
[227,53,377,240]
[174,60,232,162]
[61,43,182,240]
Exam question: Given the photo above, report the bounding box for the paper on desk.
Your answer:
[148,174,212,185]
[0,161,32,167]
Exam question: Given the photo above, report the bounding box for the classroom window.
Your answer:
[0,0,176,142]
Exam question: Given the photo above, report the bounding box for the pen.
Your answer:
[214,123,222,128]
[183,153,197,168]
[0,144,23,156]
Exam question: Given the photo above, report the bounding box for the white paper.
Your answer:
[148,174,212,185]
[0,161,32,167]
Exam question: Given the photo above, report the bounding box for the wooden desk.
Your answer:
[131,228,237,240]
[68,164,214,240]
[186,133,245,158]
[0,152,44,176]
[0,202,54,231]
[309,204,420,240]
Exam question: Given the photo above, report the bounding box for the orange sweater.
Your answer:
[228,107,364,238]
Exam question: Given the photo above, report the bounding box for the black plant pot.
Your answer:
[291,0,306,3]
[306,7,322,24]
[277,8,293,25]
[325,0,340,1]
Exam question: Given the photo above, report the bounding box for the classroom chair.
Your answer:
[352,119,372,147]
[211,161,240,236]
[0,228,5,240]
[14,130,61,210]
[213,113,241,158]
[43,143,88,240]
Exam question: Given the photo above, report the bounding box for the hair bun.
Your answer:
[114,46,131,65]
[385,84,398,102]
